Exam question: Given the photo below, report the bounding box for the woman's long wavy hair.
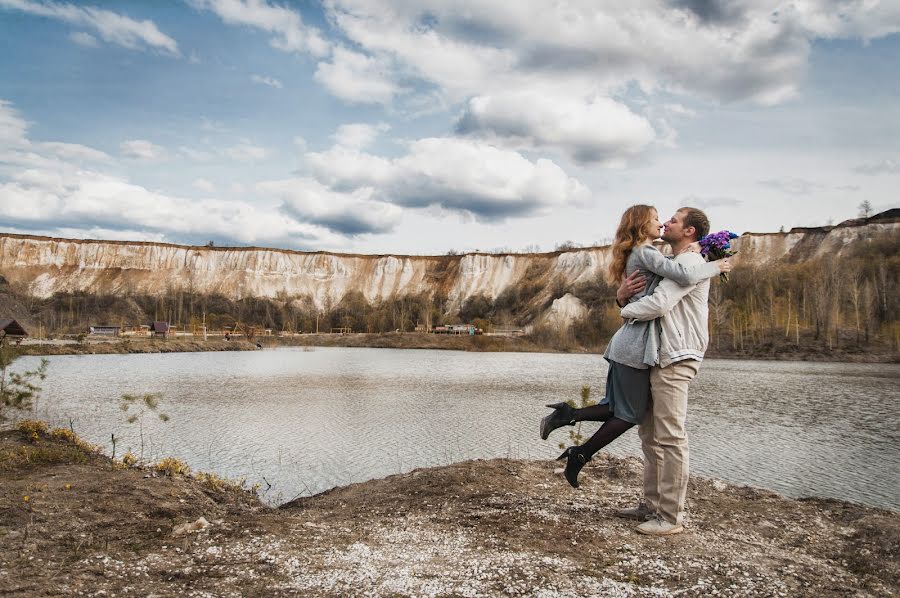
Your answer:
[607,204,657,284]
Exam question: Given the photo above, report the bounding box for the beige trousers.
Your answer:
[638,359,701,525]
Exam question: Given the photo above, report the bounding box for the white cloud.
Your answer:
[69,31,99,47]
[304,134,590,221]
[314,46,400,105]
[192,178,216,192]
[0,0,179,55]
[322,0,900,108]
[224,141,268,162]
[190,0,329,57]
[259,178,402,235]
[332,122,390,150]
[41,142,111,163]
[384,138,590,219]
[251,74,283,89]
[0,172,337,247]
[120,139,166,161]
[0,100,30,147]
[305,146,393,191]
[0,100,378,248]
[456,92,655,165]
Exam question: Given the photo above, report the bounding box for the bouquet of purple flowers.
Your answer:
[698,230,738,281]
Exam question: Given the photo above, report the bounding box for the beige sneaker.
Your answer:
[636,517,684,536]
[616,501,655,521]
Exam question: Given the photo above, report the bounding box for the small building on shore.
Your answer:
[431,324,481,335]
[149,321,171,338]
[0,319,28,341]
[89,325,121,337]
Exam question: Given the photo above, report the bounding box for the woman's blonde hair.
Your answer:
[607,204,657,284]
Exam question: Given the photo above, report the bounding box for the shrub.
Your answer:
[16,419,48,442]
[155,456,191,477]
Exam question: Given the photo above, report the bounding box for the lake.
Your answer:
[12,347,900,510]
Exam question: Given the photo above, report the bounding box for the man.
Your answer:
[614,207,718,536]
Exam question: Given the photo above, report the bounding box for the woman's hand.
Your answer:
[716,258,733,273]
[686,241,701,253]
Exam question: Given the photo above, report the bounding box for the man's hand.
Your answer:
[617,270,646,307]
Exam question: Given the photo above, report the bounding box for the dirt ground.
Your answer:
[1,427,897,597]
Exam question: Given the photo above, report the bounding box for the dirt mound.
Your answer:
[1,428,897,597]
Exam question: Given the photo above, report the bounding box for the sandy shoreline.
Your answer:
[14,333,900,363]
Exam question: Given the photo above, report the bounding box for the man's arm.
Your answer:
[616,270,646,307]
[620,253,704,321]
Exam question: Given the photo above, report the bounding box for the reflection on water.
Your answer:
[14,348,900,509]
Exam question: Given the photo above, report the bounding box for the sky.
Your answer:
[0,0,898,255]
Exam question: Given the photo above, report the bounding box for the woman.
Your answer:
[540,204,731,488]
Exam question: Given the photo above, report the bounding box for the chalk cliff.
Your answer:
[1,212,897,313]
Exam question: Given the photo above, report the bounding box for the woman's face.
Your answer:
[645,209,662,240]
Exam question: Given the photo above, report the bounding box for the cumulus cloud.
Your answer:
[251,74,282,89]
[259,178,402,235]
[120,139,166,161]
[304,135,589,221]
[0,0,179,55]
[314,46,401,105]
[305,146,393,191]
[332,122,390,150]
[854,159,900,175]
[456,92,655,165]
[189,0,328,57]
[0,171,333,246]
[321,0,900,107]
[0,100,348,248]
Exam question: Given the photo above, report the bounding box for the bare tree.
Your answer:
[858,200,873,218]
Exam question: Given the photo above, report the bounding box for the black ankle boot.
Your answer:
[556,446,590,488]
[540,402,576,440]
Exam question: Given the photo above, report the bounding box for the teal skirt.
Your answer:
[598,360,651,425]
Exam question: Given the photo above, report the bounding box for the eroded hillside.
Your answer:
[2,213,896,313]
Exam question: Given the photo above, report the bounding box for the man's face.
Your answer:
[661,210,694,243]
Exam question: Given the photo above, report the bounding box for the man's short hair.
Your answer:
[679,207,709,241]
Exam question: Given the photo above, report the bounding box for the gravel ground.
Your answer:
[1,428,897,597]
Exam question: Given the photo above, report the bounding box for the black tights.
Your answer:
[572,403,635,460]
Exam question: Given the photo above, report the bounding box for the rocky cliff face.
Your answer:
[1,215,897,312]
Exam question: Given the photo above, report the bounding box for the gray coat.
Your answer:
[604,245,719,369]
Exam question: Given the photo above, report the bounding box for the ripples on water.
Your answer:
[15,348,900,509]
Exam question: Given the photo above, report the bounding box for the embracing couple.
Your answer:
[540,205,732,536]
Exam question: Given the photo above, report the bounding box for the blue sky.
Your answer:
[1,0,898,253]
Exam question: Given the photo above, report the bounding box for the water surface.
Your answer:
[15,348,900,509]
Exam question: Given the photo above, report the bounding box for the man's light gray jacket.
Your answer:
[620,251,712,368]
